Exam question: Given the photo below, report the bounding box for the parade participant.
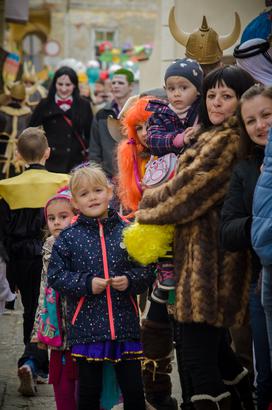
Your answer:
[234,38,272,86]
[92,79,113,114]
[0,127,69,395]
[22,61,47,111]
[221,84,272,410]
[168,7,241,76]
[47,163,154,410]
[89,68,134,178]
[31,188,77,410]
[0,82,31,178]
[29,66,93,173]
[117,96,152,215]
[144,57,202,302]
[126,65,256,410]
[118,96,178,410]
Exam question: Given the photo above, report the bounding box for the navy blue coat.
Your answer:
[47,210,154,346]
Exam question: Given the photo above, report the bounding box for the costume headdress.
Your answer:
[168,7,241,64]
[22,61,38,84]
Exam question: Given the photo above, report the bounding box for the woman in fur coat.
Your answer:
[118,95,179,410]
[135,66,256,410]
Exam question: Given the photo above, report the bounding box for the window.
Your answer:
[93,29,117,59]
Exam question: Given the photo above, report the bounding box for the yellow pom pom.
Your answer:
[123,222,175,265]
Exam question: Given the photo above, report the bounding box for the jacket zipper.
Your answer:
[99,220,116,340]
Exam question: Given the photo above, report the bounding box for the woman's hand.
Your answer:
[92,277,109,294]
[111,276,129,291]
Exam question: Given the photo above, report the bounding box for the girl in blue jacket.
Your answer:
[48,163,154,410]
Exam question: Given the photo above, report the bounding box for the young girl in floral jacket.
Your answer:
[32,188,77,410]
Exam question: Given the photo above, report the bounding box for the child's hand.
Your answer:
[111,276,129,291]
[183,125,200,145]
[92,277,109,294]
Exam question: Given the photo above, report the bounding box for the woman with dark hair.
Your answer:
[29,66,93,173]
[128,65,256,410]
[221,84,272,410]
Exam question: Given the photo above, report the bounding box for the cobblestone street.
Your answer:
[0,300,181,409]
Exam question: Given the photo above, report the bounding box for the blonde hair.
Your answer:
[17,127,48,162]
[70,163,111,195]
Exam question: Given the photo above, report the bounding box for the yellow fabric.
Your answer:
[0,169,69,209]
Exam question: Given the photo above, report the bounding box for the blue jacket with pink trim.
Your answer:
[47,210,154,346]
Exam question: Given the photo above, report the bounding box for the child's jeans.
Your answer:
[77,359,146,410]
[49,350,78,410]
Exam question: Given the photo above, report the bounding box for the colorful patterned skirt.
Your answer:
[71,340,144,363]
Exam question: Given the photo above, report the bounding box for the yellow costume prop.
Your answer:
[123,222,174,265]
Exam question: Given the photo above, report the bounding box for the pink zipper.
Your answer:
[72,220,119,339]
[99,221,116,340]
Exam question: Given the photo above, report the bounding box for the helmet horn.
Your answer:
[218,12,241,50]
[168,6,190,47]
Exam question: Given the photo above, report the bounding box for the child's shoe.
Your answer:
[151,280,169,304]
[157,262,176,290]
[18,360,37,396]
[36,370,48,384]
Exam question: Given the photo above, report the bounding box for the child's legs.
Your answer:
[77,359,103,410]
[53,372,77,410]
[115,360,146,410]
[50,351,77,410]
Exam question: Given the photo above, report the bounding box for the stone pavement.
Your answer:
[0,299,181,409]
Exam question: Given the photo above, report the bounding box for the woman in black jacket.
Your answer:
[29,66,93,173]
[220,84,272,410]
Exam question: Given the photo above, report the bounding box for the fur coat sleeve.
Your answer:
[137,118,240,225]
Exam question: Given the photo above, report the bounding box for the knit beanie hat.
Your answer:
[44,186,72,219]
[164,58,203,92]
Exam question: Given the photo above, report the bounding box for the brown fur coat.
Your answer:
[137,119,252,328]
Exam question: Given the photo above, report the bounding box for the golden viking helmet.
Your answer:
[22,61,38,84]
[168,7,241,64]
[10,82,26,101]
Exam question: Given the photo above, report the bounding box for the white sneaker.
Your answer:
[18,365,37,396]
[36,372,48,384]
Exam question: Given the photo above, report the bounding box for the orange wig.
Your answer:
[117,96,153,212]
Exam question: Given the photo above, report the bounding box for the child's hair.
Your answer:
[70,162,111,196]
[17,127,48,163]
[237,84,272,158]
[44,187,73,220]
